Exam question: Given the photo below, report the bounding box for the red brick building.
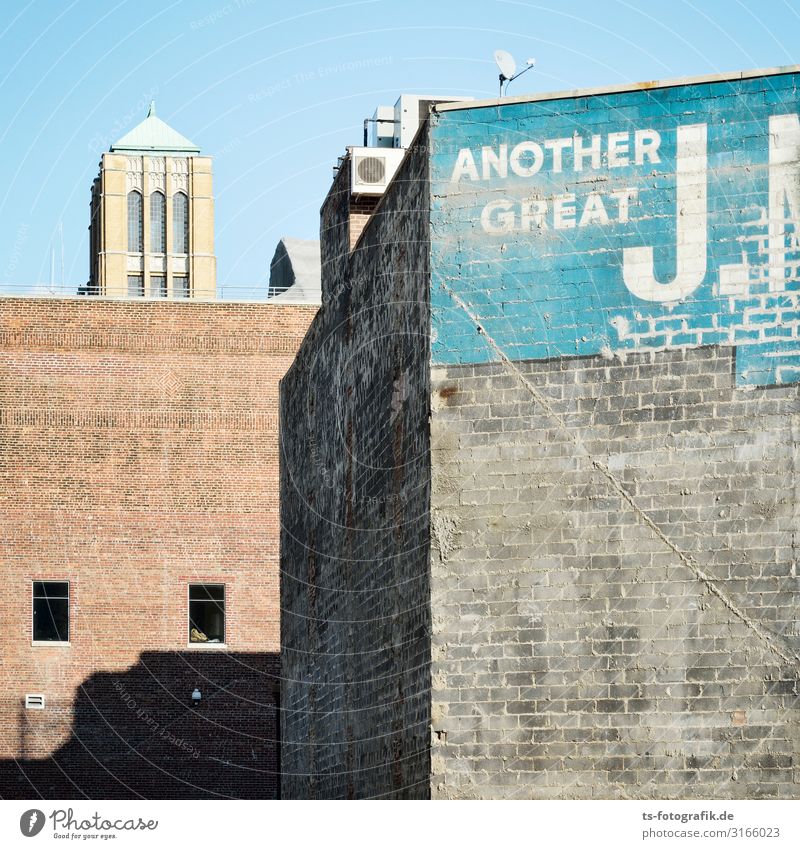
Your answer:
[0,297,315,798]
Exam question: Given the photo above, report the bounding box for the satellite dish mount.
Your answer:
[494,50,536,97]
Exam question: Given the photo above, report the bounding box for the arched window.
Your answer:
[172,191,189,254]
[150,191,166,253]
[127,191,143,252]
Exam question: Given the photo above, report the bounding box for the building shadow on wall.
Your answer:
[0,651,280,800]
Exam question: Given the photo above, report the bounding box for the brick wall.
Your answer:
[0,297,316,798]
[280,141,432,799]
[348,195,381,250]
[430,348,799,798]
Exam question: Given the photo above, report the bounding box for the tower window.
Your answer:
[173,191,189,254]
[127,191,143,252]
[127,274,144,297]
[150,191,166,253]
[33,581,69,643]
[189,584,225,644]
[149,274,166,297]
[174,275,190,298]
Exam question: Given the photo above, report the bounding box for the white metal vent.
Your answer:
[350,147,405,196]
[25,694,45,710]
[356,156,386,185]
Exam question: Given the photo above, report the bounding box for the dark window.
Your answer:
[33,581,69,642]
[150,191,166,253]
[127,274,143,297]
[149,274,166,298]
[173,275,190,298]
[173,192,189,254]
[189,584,225,643]
[127,191,143,252]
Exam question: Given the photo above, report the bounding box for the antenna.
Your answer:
[59,221,64,292]
[494,50,536,97]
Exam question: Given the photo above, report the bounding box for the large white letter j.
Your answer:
[622,123,708,303]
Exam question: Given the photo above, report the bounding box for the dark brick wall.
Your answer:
[280,138,432,798]
[0,297,316,799]
[430,347,799,798]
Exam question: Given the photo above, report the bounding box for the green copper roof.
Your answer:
[110,102,200,154]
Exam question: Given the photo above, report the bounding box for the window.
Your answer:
[33,581,69,642]
[173,191,189,254]
[150,191,166,253]
[173,275,190,298]
[189,584,225,644]
[149,274,166,298]
[127,191,143,252]
[127,274,143,297]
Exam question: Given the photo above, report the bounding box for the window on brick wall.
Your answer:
[189,584,225,644]
[32,581,69,642]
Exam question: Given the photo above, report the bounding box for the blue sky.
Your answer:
[0,0,796,299]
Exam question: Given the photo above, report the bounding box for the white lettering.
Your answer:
[768,113,800,292]
[611,188,638,223]
[623,124,707,303]
[520,197,548,230]
[607,131,630,168]
[450,129,662,180]
[634,129,661,165]
[509,142,544,177]
[573,134,601,171]
[544,137,572,173]
[482,144,508,179]
[553,194,577,229]
[579,192,609,227]
[478,188,641,234]
[450,148,479,182]
[480,199,515,233]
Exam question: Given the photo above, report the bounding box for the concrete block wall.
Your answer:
[0,297,316,798]
[429,347,799,798]
[280,141,432,799]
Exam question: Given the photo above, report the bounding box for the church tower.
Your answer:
[86,103,216,298]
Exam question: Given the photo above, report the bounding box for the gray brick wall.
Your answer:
[280,144,433,798]
[430,346,799,798]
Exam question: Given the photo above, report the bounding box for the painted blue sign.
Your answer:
[429,71,800,386]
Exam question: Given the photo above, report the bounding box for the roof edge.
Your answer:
[109,146,202,154]
[433,63,800,114]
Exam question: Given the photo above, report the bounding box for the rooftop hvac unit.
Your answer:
[393,94,474,148]
[368,105,396,148]
[350,147,406,196]
[25,694,45,710]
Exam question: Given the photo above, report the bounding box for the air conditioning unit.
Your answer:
[25,694,45,710]
[350,147,406,196]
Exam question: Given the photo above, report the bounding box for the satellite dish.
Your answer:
[494,49,517,80]
[493,50,537,97]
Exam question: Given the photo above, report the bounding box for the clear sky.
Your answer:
[0,0,796,299]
